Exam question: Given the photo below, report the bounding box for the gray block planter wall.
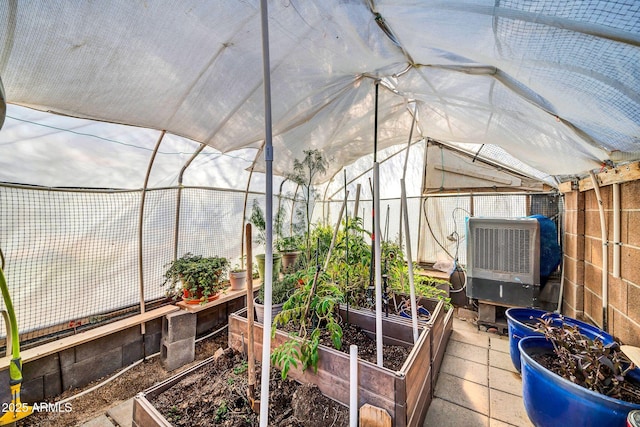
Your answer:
[0,291,249,406]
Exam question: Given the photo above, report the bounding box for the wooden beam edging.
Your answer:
[0,304,179,371]
[558,161,640,193]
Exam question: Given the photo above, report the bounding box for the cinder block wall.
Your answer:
[563,179,640,347]
[0,294,248,405]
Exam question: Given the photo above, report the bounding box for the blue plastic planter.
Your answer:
[505,307,615,372]
[519,336,640,427]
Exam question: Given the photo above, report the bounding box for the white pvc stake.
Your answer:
[373,163,383,367]
[401,179,419,343]
[259,0,273,424]
[349,345,358,427]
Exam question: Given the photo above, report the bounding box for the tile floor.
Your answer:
[424,317,533,427]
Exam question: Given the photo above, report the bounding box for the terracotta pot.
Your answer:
[280,251,300,272]
[182,288,220,305]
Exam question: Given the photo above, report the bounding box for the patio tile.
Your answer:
[106,398,133,427]
[440,354,489,386]
[489,335,511,353]
[489,349,518,373]
[453,316,480,333]
[489,366,522,396]
[490,389,534,427]
[434,372,490,415]
[450,327,490,348]
[446,340,489,365]
[489,419,519,427]
[79,415,116,427]
[424,397,489,427]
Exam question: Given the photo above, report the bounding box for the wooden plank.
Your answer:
[573,161,640,192]
[177,281,261,313]
[403,327,431,422]
[0,304,179,371]
[360,404,392,427]
[229,309,417,421]
[557,180,573,193]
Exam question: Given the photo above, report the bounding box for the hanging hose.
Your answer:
[0,253,34,424]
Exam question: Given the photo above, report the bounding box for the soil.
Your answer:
[532,353,640,404]
[16,322,408,426]
[149,348,349,427]
[19,333,228,427]
[318,323,409,371]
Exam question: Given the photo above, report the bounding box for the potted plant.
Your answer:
[164,253,229,304]
[253,273,297,323]
[276,235,302,272]
[505,307,616,372]
[519,318,640,427]
[228,264,247,291]
[248,200,283,281]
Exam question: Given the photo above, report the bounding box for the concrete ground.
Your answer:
[81,315,533,427]
[424,316,533,427]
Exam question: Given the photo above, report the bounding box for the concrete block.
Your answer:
[123,338,144,366]
[160,337,195,371]
[144,332,162,356]
[163,311,196,343]
[23,353,59,379]
[60,348,76,367]
[62,346,122,390]
[43,371,62,398]
[75,326,140,361]
[21,375,44,403]
[144,318,162,335]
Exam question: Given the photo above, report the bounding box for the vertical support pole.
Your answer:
[589,171,609,331]
[399,103,418,248]
[173,143,207,261]
[259,0,274,424]
[246,224,256,400]
[401,179,419,343]
[349,345,358,427]
[374,163,383,367]
[241,146,263,269]
[613,183,621,278]
[373,81,383,367]
[354,184,362,219]
[138,130,165,335]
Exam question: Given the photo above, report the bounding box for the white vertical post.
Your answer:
[259,0,273,424]
[374,163,383,367]
[349,345,358,427]
[401,179,419,343]
[613,183,621,278]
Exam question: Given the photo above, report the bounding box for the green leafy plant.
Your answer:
[285,149,328,262]
[276,235,302,253]
[248,200,285,248]
[214,400,228,423]
[270,269,344,379]
[535,317,638,400]
[255,274,297,305]
[163,253,229,303]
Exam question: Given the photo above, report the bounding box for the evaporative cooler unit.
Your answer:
[466,217,542,307]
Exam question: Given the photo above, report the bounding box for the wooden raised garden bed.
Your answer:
[228,302,445,427]
[388,295,454,388]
